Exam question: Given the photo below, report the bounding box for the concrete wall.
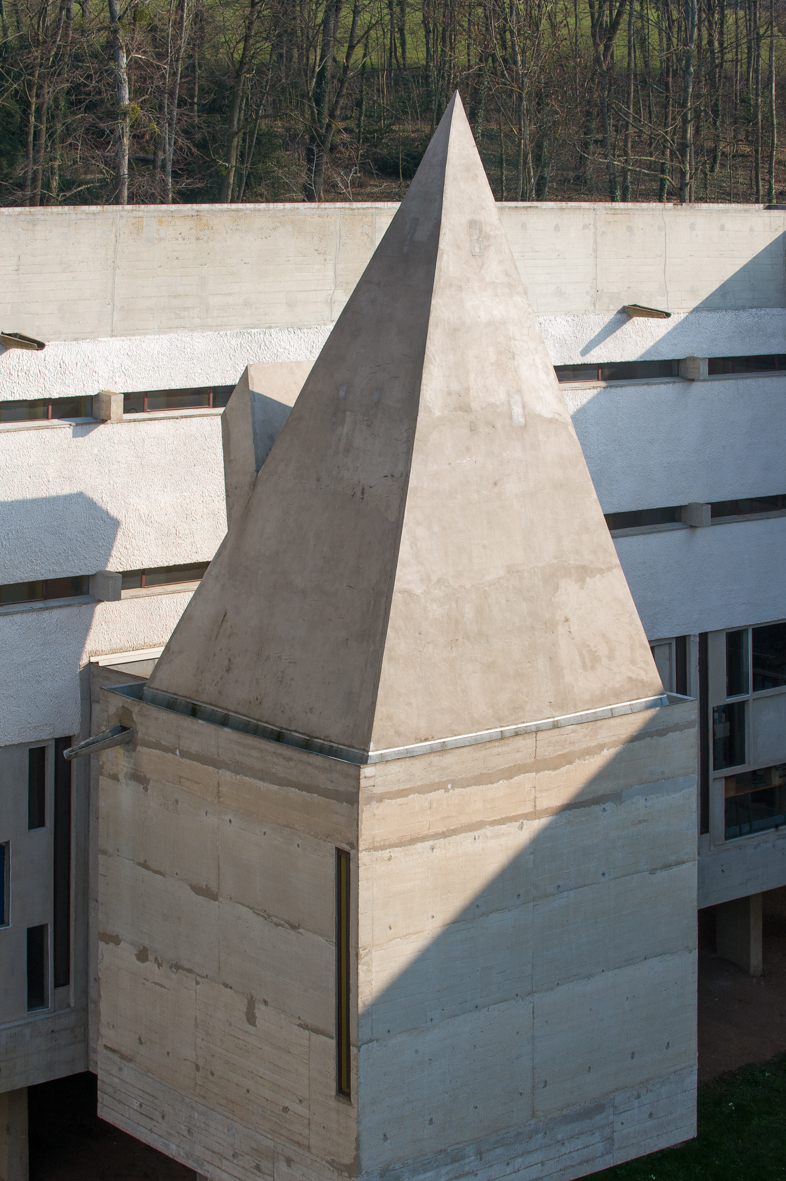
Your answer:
[94,682,358,1181]
[356,699,697,1180]
[3,203,785,347]
[94,685,697,1180]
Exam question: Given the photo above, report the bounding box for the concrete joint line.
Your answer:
[109,681,673,766]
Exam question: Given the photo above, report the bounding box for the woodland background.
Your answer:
[1,0,784,205]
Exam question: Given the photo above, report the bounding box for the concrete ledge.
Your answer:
[108,681,675,766]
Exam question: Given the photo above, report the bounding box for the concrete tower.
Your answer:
[95,94,698,1181]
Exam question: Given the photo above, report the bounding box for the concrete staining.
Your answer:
[97,95,698,1181]
[149,93,662,752]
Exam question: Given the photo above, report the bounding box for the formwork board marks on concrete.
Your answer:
[358,1067,693,1181]
[98,1054,355,1181]
[359,996,535,1167]
[0,1011,88,1093]
[360,705,696,850]
[533,952,696,1120]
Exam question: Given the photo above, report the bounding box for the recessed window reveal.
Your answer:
[0,564,209,606]
[606,495,786,533]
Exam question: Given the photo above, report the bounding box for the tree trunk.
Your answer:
[164,0,189,202]
[107,0,130,204]
[679,0,697,201]
[768,0,776,202]
[221,0,259,202]
[622,0,634,199]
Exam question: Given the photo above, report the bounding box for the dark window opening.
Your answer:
[555,360,679,383]
[708,355,786,375]
[0,843,8,926]
[752,621,786,691]
[605,506,682,531]
[711,496,784,519]
[336,848,351,1099]
[123,387,233,414]
[28,746,46,829]
[121,562,210,591]
[675,635,688,697]
[27,924,49,1011]
[0,397,92,424]
[699,633,710,834]
[0,577,90,607]
[725,764,786,839]
[726,629,750,698]
[713,701,746,770]
[53,737,72,988]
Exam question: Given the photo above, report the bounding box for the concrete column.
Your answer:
[716,893,763,976]
[0,1088,28,1181]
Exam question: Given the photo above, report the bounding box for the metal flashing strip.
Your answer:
[108,682,672,766]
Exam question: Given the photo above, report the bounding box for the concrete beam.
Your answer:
[679,356,709,380]
[0,1088,28,1181]
[716,892,763,976]
[92,391,123,422]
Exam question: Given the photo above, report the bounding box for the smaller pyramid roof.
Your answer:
[222,362,313,526]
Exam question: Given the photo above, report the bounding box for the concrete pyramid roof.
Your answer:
[148,93,663,755]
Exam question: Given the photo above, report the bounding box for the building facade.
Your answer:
[2,196,786,1176]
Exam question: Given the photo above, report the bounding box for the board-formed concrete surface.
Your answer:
[95,95,698,1181]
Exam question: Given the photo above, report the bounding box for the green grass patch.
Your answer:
[591,1054,786,1180]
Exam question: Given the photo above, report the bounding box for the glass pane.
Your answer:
[736,496,781,515]
[713,701,746,769]
[0,843,7,926]
[726,629,749,697]
[26,924,48,1011]
[600,362,640,381]
[144,562,209,586]
[0,581,43,604]
[28,747,46,829]
[711,500,738,518]
[212,386,234,408]
[0,401,33,422]
[121,570,144,590]
[599,360,679,382]
[554,365,599,383]
[639,506,681,526]
[708,358,734,375]
[734,355,779,373]
[43,576,88,600]
[752,621,786,691]
[51,397,90,420]
[725,765,786,839]
[145,389,211,412]
[606,507,680,530]
[123,393,146,414]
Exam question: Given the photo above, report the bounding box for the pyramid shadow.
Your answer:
[356,703,698,1178]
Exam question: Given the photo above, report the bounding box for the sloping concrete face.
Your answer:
[148,94,662,753]
[222,361,313,528]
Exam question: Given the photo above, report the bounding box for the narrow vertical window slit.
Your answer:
[335,848,351,1099]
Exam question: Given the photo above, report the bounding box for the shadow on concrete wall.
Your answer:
[0,492,121,586]
[0,494,120,745]
[578,234,786,358]
[355,708,696,1176]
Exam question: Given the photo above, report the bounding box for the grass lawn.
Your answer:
[590,1053,786,1180]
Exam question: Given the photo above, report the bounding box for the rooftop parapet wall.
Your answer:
[3,202,786,344]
